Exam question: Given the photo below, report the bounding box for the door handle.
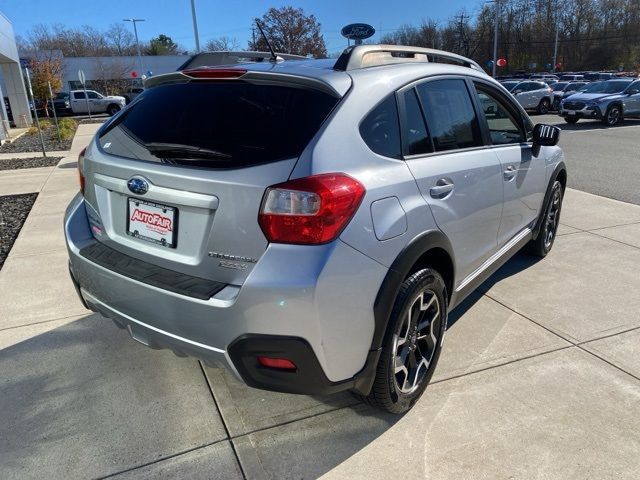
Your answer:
[430,179,455,198]
[503,165,517,181]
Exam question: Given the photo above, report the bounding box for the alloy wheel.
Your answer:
[607,107,621,126]
[544,188,561,249]
[392,290,441,395]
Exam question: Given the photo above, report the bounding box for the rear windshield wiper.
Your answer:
[145,142,232,160]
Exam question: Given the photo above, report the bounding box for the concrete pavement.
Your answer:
[1,125,639,479]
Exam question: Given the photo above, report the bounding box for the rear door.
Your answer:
[71,91,87,113]
[623,80,640,115]
[86,78,339,285]
[400,77,503,283]
[471,81,546,246]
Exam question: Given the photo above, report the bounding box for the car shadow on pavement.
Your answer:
[0,252,543,479]
[556,118,640,131]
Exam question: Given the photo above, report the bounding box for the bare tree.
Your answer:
[106,23,137,56]
[249,6,327,58]
[205,36,241,51]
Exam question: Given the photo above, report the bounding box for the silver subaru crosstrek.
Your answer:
[65,45,566,413]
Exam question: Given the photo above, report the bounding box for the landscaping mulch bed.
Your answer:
[0,193,38,270]
[0,132,72,153]
[79,118,108,125]
[0,156,63,171]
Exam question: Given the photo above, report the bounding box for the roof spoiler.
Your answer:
[334,45,482,72]
[177,51,308,71]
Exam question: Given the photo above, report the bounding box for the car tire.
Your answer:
[107,104,121,116]
[526,180,563,257]
[602,105,622,126]
[537,98,551,114]
[362,268,447,414]
[564,117,579,124]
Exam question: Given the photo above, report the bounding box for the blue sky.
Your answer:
[2,0,481,55]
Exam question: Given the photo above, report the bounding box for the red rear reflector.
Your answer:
[78,147,86,195]
[258,173,365,245]
[257,356,297,371]
[182,68,247,79]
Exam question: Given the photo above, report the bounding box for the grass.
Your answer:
[27,117,78,141]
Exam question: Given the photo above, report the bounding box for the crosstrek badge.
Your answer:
[127,198,177,248]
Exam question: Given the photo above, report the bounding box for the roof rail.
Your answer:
[177,51,307,71]
[334,44,482,72]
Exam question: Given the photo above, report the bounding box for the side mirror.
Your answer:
[532,124,561,156]
[626,88,639,95]
[513,89,523,94]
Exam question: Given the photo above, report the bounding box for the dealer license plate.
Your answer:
[127,198,177,248]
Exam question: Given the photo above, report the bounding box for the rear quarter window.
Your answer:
[359,94,402,159]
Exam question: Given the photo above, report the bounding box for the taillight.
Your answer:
[258,173,365,245]
[78,147,86,195]
[182,68,247,79]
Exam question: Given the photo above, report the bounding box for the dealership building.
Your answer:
[0,11,31,139]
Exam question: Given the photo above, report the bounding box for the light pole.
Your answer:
[190,0,201,53]
[485,0,500,77]
[492,0,500,77]
[552,2,559,72]
[124,18,145,78]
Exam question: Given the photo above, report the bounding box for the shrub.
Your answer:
[57,118,78,141]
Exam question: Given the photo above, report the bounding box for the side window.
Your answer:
[74,92,85,99]
[87,91,99,99]
[359,94,401,159]
[416,79,483,152]
[474,84,526,145]
[401,89,433,155]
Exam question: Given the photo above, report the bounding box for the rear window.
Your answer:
[98,82,338,168]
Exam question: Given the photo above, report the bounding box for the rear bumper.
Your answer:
[65,194,387,394]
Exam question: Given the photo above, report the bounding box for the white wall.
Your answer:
[62,55,188,90]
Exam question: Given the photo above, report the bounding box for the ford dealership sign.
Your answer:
[341,23,376,41]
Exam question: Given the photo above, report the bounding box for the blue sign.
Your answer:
[341,23,375,40]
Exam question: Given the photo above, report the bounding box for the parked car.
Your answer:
[583,72,615,82]
[551,81,589,110]
[559,78,640,125]
[69,90,126,116]
[559,74,584,81]
[121,86,144,104]
[48,92,72,114]
[530,74,559,82]
[506,80,554,114]
[65,45,566,414]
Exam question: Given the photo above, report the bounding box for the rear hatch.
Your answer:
[82,70,341,286]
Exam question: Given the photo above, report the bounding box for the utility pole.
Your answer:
[123,18,145,77]
[251,26,256,49]
[457,13,470,57]
[190,0,201,53]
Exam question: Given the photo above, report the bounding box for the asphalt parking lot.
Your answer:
[1,122,640,479]
[535,113,640,205]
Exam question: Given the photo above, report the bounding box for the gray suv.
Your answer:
[65,45,566,413]
[560,78,640,125]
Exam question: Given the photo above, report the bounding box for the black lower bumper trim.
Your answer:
[79,241,227,300]
[228,334,355,395]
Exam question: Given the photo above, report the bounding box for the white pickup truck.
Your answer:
[69,90,126,116]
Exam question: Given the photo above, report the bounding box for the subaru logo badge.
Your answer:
[127,177,149,195]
